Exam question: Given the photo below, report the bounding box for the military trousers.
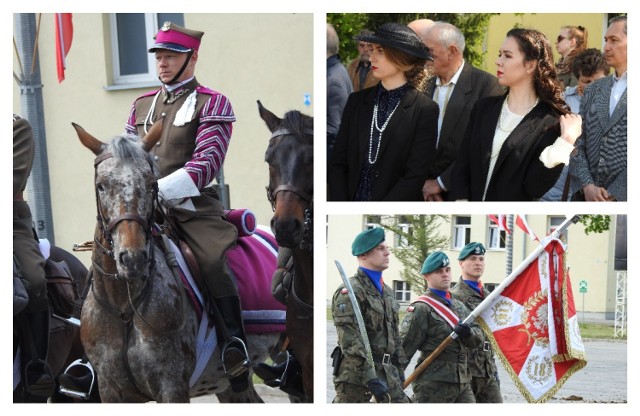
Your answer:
[471,375,503,403]
[333,363,410,403]
[412,380,476,403]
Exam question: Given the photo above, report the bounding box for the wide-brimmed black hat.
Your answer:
[355,22,432,61]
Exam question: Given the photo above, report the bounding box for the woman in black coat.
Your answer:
[450,28,582,201]
[328,23,439,201]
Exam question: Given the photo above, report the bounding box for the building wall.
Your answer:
[326,214,619,317]
[13,13,313,266]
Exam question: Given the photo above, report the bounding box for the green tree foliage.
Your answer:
[379,215,450,295]
[578,215,611,235]
[327,13,499,69]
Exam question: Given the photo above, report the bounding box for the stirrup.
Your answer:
[221,336,251,379]
[254,350,290,387]
[57,359,95,400]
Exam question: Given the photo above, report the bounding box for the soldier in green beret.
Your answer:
[400,251,482,403]
[450,242,503,402]
[331,227,410,403]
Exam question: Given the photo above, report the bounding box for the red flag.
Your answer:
[516,214,539,241]
[477,238,587,403]
[488,214,511,234]
[55,13,73,83]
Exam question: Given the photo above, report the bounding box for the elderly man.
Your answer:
[414,21,503,201]
[450,243,503,402]
[400,251,482,403]
[125,22,250,392]
[569,15,627,201]
[347,29,378,92]
[331,227,409,403]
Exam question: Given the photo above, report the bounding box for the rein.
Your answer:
[90,148,188,397]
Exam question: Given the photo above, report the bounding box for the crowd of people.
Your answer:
[326,16,627,201]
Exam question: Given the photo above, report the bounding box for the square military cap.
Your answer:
[352,227,385,256]
[458,242,485,260]
[149,21,204,53]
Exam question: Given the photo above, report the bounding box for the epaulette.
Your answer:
[341,288,349,294]
[196,85,221,96]
[135,89,161,102]
[407,305,415,313]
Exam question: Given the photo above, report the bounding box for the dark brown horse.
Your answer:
[13,243,98,402]
[259,101,314,401]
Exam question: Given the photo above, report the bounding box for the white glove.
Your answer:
[157,168,200,212]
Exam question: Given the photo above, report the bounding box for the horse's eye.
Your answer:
[97,184,105,193]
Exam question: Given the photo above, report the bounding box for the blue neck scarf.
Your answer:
[464,280,484,296]
[360,267,384,294]
[430,288,451,306]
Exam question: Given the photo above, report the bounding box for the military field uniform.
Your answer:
[332,268,410,403]
[450,277,503,402]
[400,289,482,403]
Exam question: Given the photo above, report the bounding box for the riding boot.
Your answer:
[254,349,305,399]
[213,295,251,393]
[21,308,55,401]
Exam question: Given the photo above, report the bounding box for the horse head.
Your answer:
[73,120,164,281]
[258,100,313,249]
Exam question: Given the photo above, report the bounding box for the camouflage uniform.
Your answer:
[400,289,482,403]
[332,268,410,403]
[450,277,503,402]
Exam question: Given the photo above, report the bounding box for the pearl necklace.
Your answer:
[497,95,539,133]
[368,101,401,164]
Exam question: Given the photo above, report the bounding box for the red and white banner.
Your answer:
[477,238,587,403]
[55,13,73,83]
[516,214,540,242]
[488,214,511,234]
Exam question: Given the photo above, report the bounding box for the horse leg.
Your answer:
[215,379,264,403]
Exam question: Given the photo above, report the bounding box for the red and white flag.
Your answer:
[488,214,511,234]
[516,214,539,242]
[55,13,73,83]
[477,238,587,403]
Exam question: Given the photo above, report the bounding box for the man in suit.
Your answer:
[569,15,627,201]
[412,22,503,201]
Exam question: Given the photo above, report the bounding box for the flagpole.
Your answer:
[402,215,580,390]
[464,214,580,322]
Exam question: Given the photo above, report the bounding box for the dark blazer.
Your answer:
[328,85,439,201]
[569,75,626,201]
[449,94,564,201]
[424,63,503,190]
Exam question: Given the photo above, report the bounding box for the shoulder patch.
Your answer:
[407,306,415,313]
[341,288,349,294]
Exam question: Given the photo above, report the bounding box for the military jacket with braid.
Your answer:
[400,289,482,383]
[332,268,407,385]
[450,277,498,378]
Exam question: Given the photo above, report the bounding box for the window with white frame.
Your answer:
[487,218,507,249]
[549,216,568,243]
[393,280,411,302]
[365,215,381,230]
[453,215,471,249]
[394,215,411,247]
[109,13,184,86]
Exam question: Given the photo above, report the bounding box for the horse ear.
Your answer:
[72,123,105,155]
[257,100,282,133]
[141,116,165,152]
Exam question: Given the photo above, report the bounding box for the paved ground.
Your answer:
[325,320,627,403]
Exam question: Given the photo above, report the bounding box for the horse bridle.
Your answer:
[92,149,158,280]
[265,127,314,251]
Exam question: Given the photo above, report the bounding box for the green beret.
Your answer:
[458,242,485,260]
[421,251,450,274]
[352,227,385,256]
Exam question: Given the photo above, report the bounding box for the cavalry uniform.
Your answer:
[450,277,503,402]
[332,268,409,403]
[125,22,249,392]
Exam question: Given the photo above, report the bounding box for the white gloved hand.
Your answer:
[157,168,200,211]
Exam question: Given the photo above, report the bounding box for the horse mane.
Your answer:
[108,134,158,175]
[282,110,313,143]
